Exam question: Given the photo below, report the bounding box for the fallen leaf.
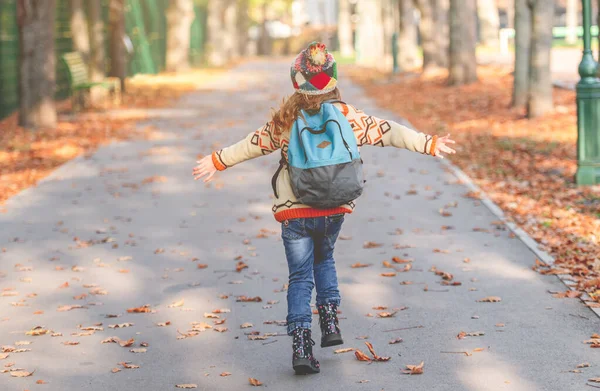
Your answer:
[220,372,231,377]
[402,361,424,375]
[477,296,501,302]
[111,368,121,373]
[240,323,253,329]
[168,299,185,308]
[363,242,383,249]
[36,380,47,384]
[25,327,48,336]
[236,261,249,272]
[10,370,34,377]
[214,326,228,333]
[355,349,372,361]
[577,363,591,368]
[197,264,208,269]
[119,338,135,348]
[381,272,397,277]
[392,257,411,264]
[62,341,79,346]
[389,338,403,344]
[351,262,372,268]
[334,348,354,354]
[108,323,133,329]
[57,305,85,312]
[249,378,263,386]
[377,311,397,318]
[156,321,171,327]
[236,296,262,302]
[127,305,152,313]
[130,348,147,353]
[119,362,140,369]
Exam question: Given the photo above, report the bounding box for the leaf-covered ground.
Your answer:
[0,69,222,209]
[348,65,600,304]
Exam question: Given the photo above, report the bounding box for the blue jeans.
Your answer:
[282,214,344,335]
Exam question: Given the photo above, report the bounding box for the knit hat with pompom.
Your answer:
[291,42,337,95]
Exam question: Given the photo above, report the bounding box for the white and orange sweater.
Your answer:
[212,102,437,222]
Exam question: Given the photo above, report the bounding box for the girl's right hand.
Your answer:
[193,155,217,182]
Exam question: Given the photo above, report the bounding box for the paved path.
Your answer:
[0,60,598,391]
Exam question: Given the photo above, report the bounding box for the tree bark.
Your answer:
[565,0,578,45]
[356,0,384,68]
[527,0,553,118]
[207,0,229,64]
[512,0,531,107]
[237,0,250,56]
[398,0,419,71]
[434,0,449,67]
[414,0,442,71]
[18,0,56,128]
[477,0,500,46]
[88,0,105,81]
[223,0,238,60]
[109,0,126,90]
[338,0,354,58]
[69,0,89,62]
[448,0,477,85]
[506,0,514,28]
[166,0,195,72]
[257,2,272,56]
[382,0,397,70]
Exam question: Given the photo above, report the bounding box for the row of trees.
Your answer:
[15,0,578,129]
[339,0,558,119]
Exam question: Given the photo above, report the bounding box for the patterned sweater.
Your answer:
[211,102,438,222]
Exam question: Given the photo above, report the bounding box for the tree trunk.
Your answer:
[414,0,441,71]
[69,0,89,62]
[512,0,531,107]
[356,0,384,68]
[506,0,514,28]
[527,0,553,118]
[166,0,194,72]
[398,0,419,71]
[477,0,500,46]
[338,0,354,58]
[565,0,578,45]
[207,0,226,64]
[18,0,56,128]
[223,0,238,61]
[109,0,126,90]
[257,2,271,56]
[448,0,477,85]
[382,0,397,70]
[88,0,105,81]
[434,0,449,67]
[237,0,250,56]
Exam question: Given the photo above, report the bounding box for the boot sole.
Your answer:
[293,359,320,375]
[321,333,343,348]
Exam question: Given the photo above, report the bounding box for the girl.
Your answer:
[193,42,456,375]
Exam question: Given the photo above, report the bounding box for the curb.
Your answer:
[438,158,600,319]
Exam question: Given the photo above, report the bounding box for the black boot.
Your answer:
[291,328,320,374]
[317,302,343,348]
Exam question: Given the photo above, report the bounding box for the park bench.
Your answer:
[61,52,121,111]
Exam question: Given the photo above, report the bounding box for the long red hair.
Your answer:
[271,88,342,135]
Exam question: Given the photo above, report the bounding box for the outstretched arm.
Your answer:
[335,103,456,158]
[193,121,281,182]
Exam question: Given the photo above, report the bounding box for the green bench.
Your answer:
[61,52,122,111]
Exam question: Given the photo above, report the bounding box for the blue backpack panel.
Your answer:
[273,100,364,209]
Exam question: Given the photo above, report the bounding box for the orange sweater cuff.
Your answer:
[429,135,438,156]
[211,152,227,171]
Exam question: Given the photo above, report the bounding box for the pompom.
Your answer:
[307,42,327,66]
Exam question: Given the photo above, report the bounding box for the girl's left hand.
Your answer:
[435,134,456,159]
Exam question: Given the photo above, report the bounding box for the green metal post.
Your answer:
[576,0,600,185]
[392,32,399,74]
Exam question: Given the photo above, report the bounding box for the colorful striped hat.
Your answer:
[291,42,337,95]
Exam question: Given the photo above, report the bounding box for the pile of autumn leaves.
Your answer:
[349,65,600,304]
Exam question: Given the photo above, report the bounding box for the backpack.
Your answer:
[272,100,364,209]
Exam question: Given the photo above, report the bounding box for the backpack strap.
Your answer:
[271,155,287,198]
